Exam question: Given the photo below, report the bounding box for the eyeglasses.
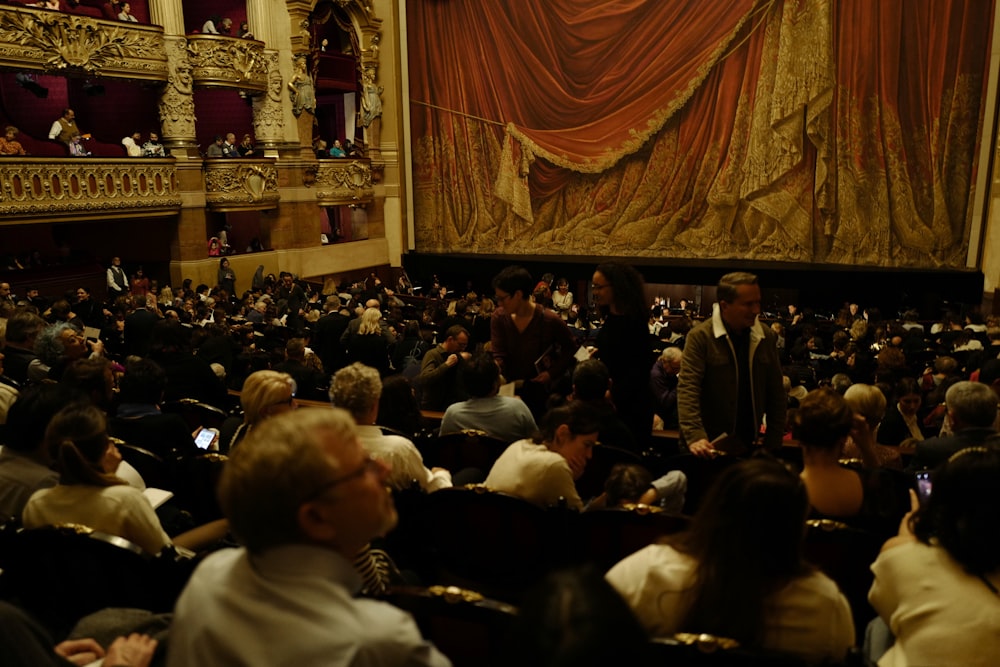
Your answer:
[591,283,610,291]
[494,292,511,303]
[302,455,382,502]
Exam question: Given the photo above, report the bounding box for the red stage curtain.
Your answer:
[407,0,995,267]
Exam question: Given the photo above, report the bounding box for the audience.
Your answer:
[438,351,536,442]
[218,370,297,452]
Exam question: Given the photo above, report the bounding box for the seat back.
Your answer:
[381,585,517,667]
[170,452,228,524]
[663,453,742,515]
[161,398,228,432]
[427,430,510,473]
[803,519,883,644]
[649,633,814,666]
[115,440,174,491]
[422,486,575,601]
[0,525,187,637]
[576,507,689,571]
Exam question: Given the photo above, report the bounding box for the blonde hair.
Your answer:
[844,383,887,427]
[329,362,380,421]
[240,370,295,426]
[219,407,357,553]
[357,307,382,336]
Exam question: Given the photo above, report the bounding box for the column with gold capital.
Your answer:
[149,0,197,152]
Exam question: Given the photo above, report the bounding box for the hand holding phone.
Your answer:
[194,427,220,451]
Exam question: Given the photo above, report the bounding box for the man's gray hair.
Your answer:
[946,381,998,429]
[717,272,758,303]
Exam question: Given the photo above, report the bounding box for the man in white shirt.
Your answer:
[168,408,451,667]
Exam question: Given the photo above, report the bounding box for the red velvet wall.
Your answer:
[193,88,255,153]
[182,0,246,34]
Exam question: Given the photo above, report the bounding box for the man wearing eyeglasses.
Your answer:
[168,408,452,667]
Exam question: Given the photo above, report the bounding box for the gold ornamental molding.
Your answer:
[186,34,267,93]
[0,158,180,224]
[203,159,279,212]
[0,6,167,81]
[314,158,374,206]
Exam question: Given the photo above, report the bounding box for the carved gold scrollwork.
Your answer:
[0,159,180,222]
[203,159,279,211]
[0,6,167,80]
[186,34,267,93]
[314,159,374,206]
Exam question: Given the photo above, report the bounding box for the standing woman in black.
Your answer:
[591,261,654,448]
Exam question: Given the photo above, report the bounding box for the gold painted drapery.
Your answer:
[407,0,994,266]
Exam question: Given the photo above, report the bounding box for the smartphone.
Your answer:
[194,427,219,450]
[914,470,932,504]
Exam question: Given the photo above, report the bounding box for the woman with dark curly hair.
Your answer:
[590,261,654,445]
[867,445,1000,665]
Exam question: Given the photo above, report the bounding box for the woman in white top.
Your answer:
[23,404,226,555]
[607,458,854,663]
[868,446,1000,666]
[117,2,137,21]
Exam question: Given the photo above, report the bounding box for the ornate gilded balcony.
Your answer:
[314,158,375,206]
[0,6,167,81]
[0,158,180,223]
[203,158,279,212]
[186,34,267,93]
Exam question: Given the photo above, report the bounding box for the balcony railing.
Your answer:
[0,158,180,223]
[186,34,267,93]
[203,158,279,211]
[0,6,168,81]
[314,158,375,206]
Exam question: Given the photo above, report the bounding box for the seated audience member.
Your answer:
[238,21,254,39]
[201,15,227,34]
[110,359,200,458]
[0,126,27,156]
[22,404,225,555]
[166,408,451,667]
[570,358,637,453]
[272,338,328,402]
[650,346,682,430]
[329,139,347,157]
[484,402,600,510]
[222,132,239,158]
[30,322,103,382]
[607,458,854,663]
[314,138,328,158]
[0,601,158,667]
[0,385,79,522]
[2,310,46,385]
[0,350,16,423]
[68,133,90,157]
[877,377,925,446]
[205,135,224,157]
[508,566,649,667]
[439,351,536,443]
[868,446,1000,667]
[117,1,137,21]
[908,380,997,471]
[418,324,471,410]
[839,383,902,468]
[237,133,256,156]
[601,463,686,514]
[147,320,229,409]
[796,388,900,536]
[122,132,143,157]
[35,0,60,10]
[330,363,451,492]
[142,131,165,157]
[219,370,297,452]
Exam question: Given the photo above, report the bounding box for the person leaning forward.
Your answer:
[677,271,786,458]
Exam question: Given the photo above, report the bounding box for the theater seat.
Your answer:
[576,505,689,571]
[425,430,509,474]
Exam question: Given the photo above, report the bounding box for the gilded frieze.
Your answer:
[314,159,374,206]
[203,159,279,211]
[186,34,267,93]
[0,6,167,81]
[0,159,180,223]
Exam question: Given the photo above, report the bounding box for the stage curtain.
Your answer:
[408,0,994,266]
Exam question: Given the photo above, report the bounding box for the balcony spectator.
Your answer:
[238,21,254,39]
[0,126,26,156]
[117,1,137,22]
[142,131,165,157]
[222,133,239,158]
[205,135,224,157]
[330,139,346,157]
[237,133,256,157]
[68,133,90,157]
[121,131,143,157]
[48,108,81,148]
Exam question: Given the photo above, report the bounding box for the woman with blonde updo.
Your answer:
[219,370,297,452]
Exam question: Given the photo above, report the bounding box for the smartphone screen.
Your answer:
[194,428,217,450]
[915,471,932,504]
